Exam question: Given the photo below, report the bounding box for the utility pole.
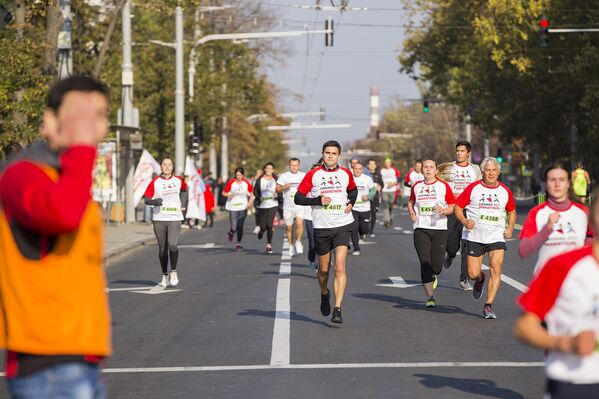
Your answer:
[175,6,185,176]
[221,117,228,181]
[465,114,472,143]
[57,0,72,79]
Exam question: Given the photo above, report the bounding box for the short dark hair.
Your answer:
[367,158,376,164]
[455,140,472,152]
[159,155,174,165]
[288,158,300,164]
[263,162,275,171]
[422,158,437,166]
[47,76,109,113]
[234,167,245,176]
[543,163,570,181]
[322,140,341,153]
[415,160,423,165]
[4,142,23,158]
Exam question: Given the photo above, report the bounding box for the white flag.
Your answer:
[184,156,206,221]
[132,149,161,206]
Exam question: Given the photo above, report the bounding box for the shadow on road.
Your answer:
[413,373,525,399]
[352,293,482,318]
[238,309,332,327]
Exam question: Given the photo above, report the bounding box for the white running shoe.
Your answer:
[160,274,168,288]
[253,226,261,235]
[289,245,297,257]
[170,271,179,287]
[352,250,361,256]
[295,241,304,254]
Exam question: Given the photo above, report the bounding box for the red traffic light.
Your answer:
[540,18,549,28]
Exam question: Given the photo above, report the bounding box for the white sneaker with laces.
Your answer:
[253,226,261,235]
[295,241,304,254]
[160,275,168,288]
[170,271,179,287]
[289,245,297,257]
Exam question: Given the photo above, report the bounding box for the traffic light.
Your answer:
[423,100,429,113]
[325,17,334,47]
[539,16,549,47]
[496,148,504,164]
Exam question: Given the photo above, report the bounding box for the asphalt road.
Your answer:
[1,205,546,398]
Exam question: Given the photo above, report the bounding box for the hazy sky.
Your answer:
[261,0,420,164]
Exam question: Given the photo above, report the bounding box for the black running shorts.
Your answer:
[465,240,506,257]
[314,223,352,256]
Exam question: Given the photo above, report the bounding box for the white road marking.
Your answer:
[482,265,528,293]
[107,285,182,295]
[270,239,291,366]
[376,276,420,288]
[179,243,222,249]
[394,226,403,231]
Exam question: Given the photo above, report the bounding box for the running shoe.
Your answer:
[384,221,390,228]
[320,289,331,316]
[289,245,297,257]
[432,275,438,290]
[331,307,343,324]
[170,271,179,287]
[295,241,304,254]
[266,244,273,254]
[483,304,497,319]
[369,233,376,238]
[309,262,318,272]
[460,280,473,291]
[352,250,361,256]
[425,296,436,308]
[236,244,243,252]
[258,230,264,240]
[227,231,233,242]
[253,226,260,235]
[443,255,454,269]
[473,271,486,299]
[159,274,168,288]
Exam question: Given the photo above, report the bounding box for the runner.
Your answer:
[454,157,516,319]
[401,160,424,208]
[223,167,255,251]
[351,161,376,255]
[571,162,591,204]
[254,162,278,254]
[519,163,592,275]
[295,140,357,324]
[144,156,188,288]
[380,157,401,228]
[408,159,455,307]
[304,161,323,272]
[515,189,599,398]
[443,140,483,290]
[276,158,306,256]
[366,159,384,237]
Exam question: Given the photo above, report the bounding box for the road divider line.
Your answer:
[482,265,528,293]
[270,239,291,366]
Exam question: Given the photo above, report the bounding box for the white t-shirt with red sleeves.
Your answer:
[257,177,278,209]
[296,165,356,229]
[449,162,482,197]
[520,201,591,275]
[410,179,455,230]
[224,178,253,211]
[276,171,306,210]
[405,169,424,187]
[380,167,401,193]
[455,180,516,244]
[353,174,375,212]
[519,246,599,384]
[144,175,187,221]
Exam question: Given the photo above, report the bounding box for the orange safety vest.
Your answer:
[0,164,112,356]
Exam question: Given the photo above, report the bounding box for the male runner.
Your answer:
[444,140,482,290]
[401,160,424,208]
[351,162,376,255]
[380,158,401,228]
[276,158,306,256]
[454,157,516,319]
[366,159,383,237]
[295,140,357,324]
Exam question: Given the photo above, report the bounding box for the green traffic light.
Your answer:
[497,157,503,164]
[423,106,429,113]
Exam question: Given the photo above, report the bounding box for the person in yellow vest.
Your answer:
[0,76,111,398]
[571,162,591,204]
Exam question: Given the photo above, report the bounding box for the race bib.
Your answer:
[262,196,273,201]
[419,205,435,216]
[323,203,344,213]
[160,203,181,215]
[479,213,501,225]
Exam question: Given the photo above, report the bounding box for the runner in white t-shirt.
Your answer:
[380,158,401,228]
[401,161,424,208]
[276,158,306,256]
[408,159,455,307]
[350,162,376,255]
[454,157,516,319]
[295,140,358,324]
[144,156,188,288]
[519,164,592,275]
[254,162,279,254]
[223,167,255,251]
[515,194,599,398]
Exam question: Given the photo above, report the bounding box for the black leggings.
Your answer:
[153,221,182,274]
[446,213,468,281]
[229,210,247,243]
[369,204,378,234]
[305,219,316,263]
[351,210,370,250]
[257,206,278,244]
[414,228,448,284]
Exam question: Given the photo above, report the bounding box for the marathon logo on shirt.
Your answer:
[545,222,580,246]
[417,185,438,201]
[161,182,181,196]
[320,175,343,194]
[478,193,501,210]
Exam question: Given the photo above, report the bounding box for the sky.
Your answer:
[261,0,420,164]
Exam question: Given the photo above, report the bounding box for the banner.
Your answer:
[132,149,161,206]
[93,142,117,203]
[184,156,206,221]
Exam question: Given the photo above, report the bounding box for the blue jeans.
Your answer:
[7,362,106,399]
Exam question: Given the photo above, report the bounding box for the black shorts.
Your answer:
[547,379,599,399]
[465,241,506,257]
[314,224,352,256]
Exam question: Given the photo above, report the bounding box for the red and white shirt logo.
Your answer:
[455,180,515,244]
[520,201,591,274]
[450,162,481,196]
[297,166,356,229]
[410,179,455,230]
